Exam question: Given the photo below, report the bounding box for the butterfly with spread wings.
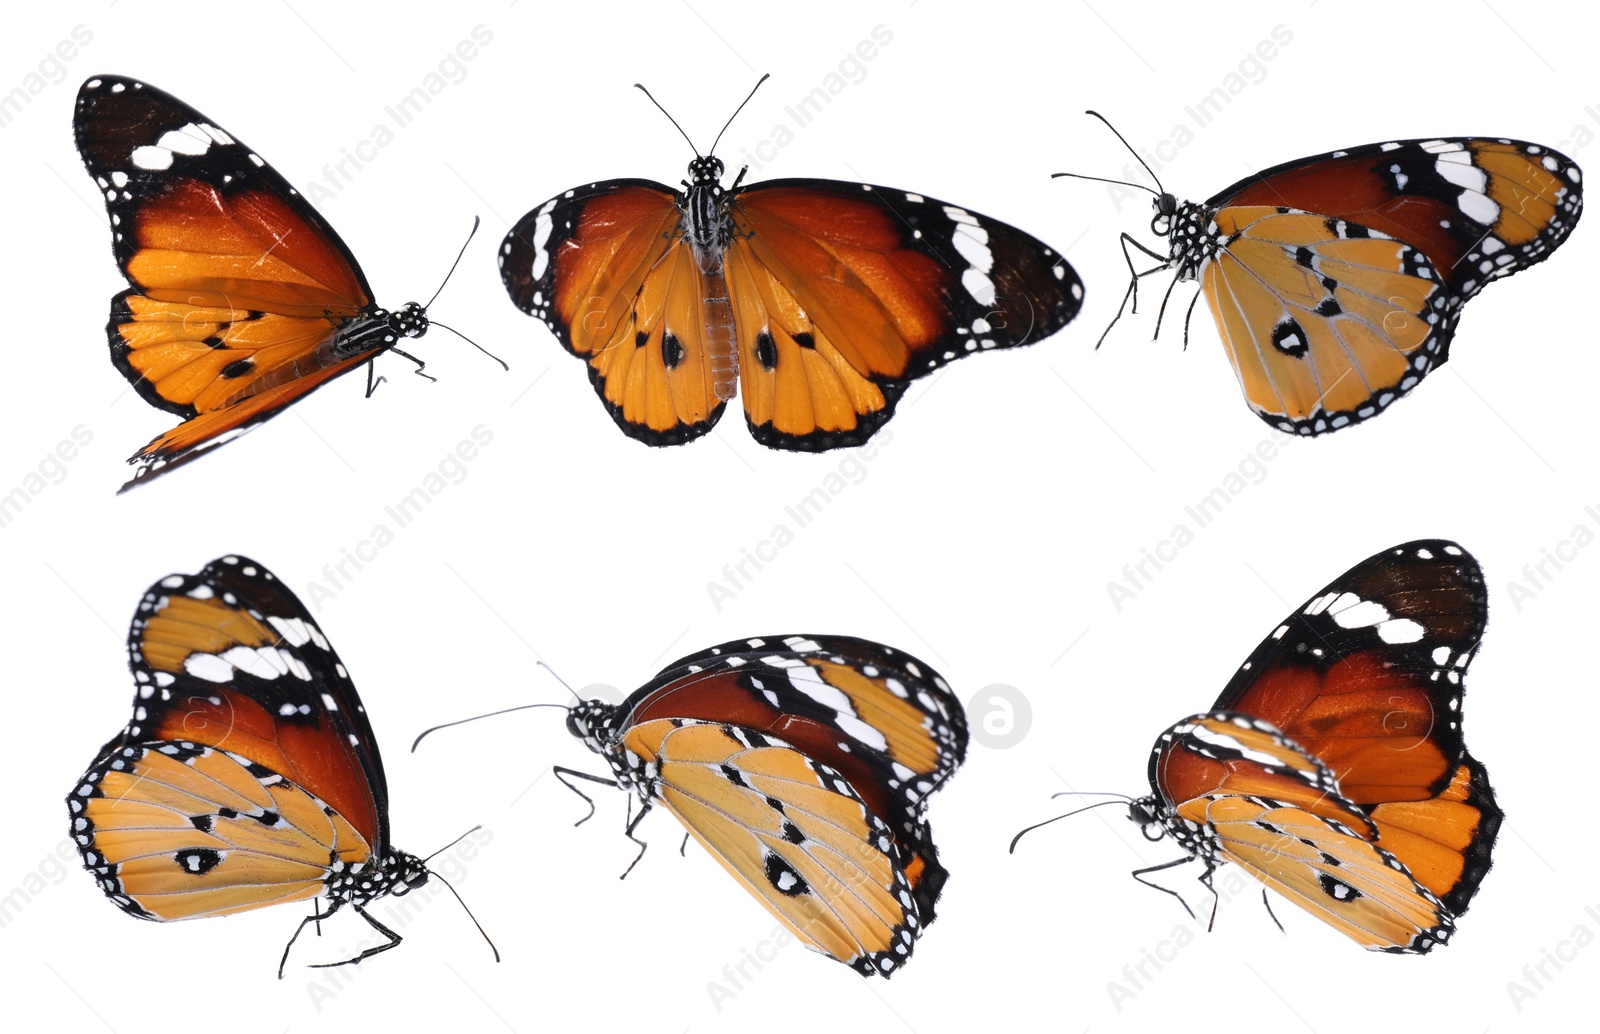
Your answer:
[1017,540,1499,953]
[1073,115,1582,435]
[512,635,967,976]
[499,78,1083,450]
[68,556,493,975]
[75,76,486,492]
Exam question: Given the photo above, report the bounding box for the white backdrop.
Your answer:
[2,1,1594,1030]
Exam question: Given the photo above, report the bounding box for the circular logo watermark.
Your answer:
[578,682,624,705]
[966,683,1031,749]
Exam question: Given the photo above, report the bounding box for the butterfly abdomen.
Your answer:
[701,271,739,400]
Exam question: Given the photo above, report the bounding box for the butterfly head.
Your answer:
[687,155,726,190]
[1128,795,1168,842]
[565,698,616,752]
[387,301,429,340]
[1149,192,1181,236]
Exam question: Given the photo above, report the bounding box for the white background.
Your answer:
[2,1,1594,1030]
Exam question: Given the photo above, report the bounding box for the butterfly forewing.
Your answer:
[117,555,389,851]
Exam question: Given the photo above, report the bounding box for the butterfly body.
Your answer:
[503,132,1083,449]
[1112,136,1581,435]
[76,76,442,490]
[561,635,967,976]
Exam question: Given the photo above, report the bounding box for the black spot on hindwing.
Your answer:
[1271,318,1309,357]
[755,330,778,370]
[662,332,685,369]
[174,848,222,875]
[764,853,809,896]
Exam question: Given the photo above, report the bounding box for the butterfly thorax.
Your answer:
[568,700,656,801]
[1165,199,1219,282]
[326,301,428,362]
[680,156,737,273]
[326,846,429,908]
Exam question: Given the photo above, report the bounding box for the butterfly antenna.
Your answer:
[428,867,500,964]
[422,825,486,865]
[431,320,508,371]
[1082,110,1166,196]
[536,659,586,705]
[709,72,770,156]
[634,82,700,155]
[1008,798,1131,854]
[1050,171,1160,197]
[411,703,571,752]
[425,216,480,309]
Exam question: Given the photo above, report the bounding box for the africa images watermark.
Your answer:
[1503,503,1600,611]
[706,430,892,612]
[1101,23,1294,211]
[731,23,894,176]
[1106,430,1293,612]
[299,24,494,203]
[1504,902,1600,1013]
[303,424,494,611]
[0,23,93,131]
[0,424,94,531]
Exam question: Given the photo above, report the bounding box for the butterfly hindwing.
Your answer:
[623,718,920,976]
[72,741,370,921]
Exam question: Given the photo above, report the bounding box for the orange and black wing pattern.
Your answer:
[69,556,390,921]
[568,635,968,975]
[726,179,1082,449]
[500,168,1083,451]
[75,76,410,490]
[1138,540,1497,951]
[1147,713,1456,953]
[499,180,727,445]
[1177,138,1581,434]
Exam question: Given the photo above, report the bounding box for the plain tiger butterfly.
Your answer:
[1016,541,1498,953]
[420,634,968,976]
[499,77,1083,451]
[75,76,492,492]
[67,556,494,976]
[1071,115,1582,435]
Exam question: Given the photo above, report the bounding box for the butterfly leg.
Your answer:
[1180,284,1203,352]
[1097,233,1172,349]
[1260,888,1285,934]
[1130,855,1198,920]
[1197,859,1220,932]
[680,832,691,857]
[552,766,618,827]
[618,798,654,880]
[391,347,439,384]
[307,903,403,970]
[364,358,387,398]
[278,898,346,979]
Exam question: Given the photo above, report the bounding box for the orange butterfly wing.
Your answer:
[500,180,728,444]
[76,76,407,489]
[1199,540,1499,917]
[1150,713,1455,952]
